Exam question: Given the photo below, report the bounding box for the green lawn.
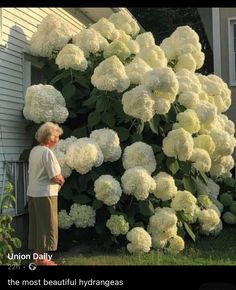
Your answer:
[54,226,236,265]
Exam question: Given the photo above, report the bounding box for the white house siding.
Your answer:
[0,8,86,192]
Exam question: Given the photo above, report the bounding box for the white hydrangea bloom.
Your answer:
[210,155,235,178]
[122,142,156,174]
[148,207,178,250]
[217,114,235,136]
[153,172,178,201]
[58,209,73,230]
[109,11,140,37]
[135,32,155,50]
[194,101,217,125]
[69,204,96,228]
[174,53,197,72]
[114,29,132,43]
[171,190,197,216]
[121,166,156,201]
[90,17,119,40]
[167,235,185,254]
[190,148,211,172]
[103,40,131,62]
[210,128,236,156]
[90,128,121,162]
[94,175,122,206]
[197,209,220,233]
[72,28,108,57]
[176,69,202,95]
[162,128,194,161]
[173,109,200,134]
[197,73,231,113]
[106,215,129,236]
[137,45,168,68]
[54,136,77,153]
[126,227,152,253]
[177,92,200,109]
[154,97,172,115]
[142,67,179,103]
[125,57,152,85]
[23,84,68,124]
[160,25,204,71]
[125,39,140,54]
[193,135,215,155]
[65,137,104,174]
[53,151,72,178]
[55,43,88,71]
[148,207,177,235]
[122,85,155,122]
[91,56,130,92]
[30,14,73,58]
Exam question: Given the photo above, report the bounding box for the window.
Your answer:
[23,52,47,95]
[228,18,236,86]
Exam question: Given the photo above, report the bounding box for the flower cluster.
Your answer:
[121,166,156,201]
[122,142,156,174]
[65,137,104,174]
[30,14,72,58]
[126,227,152,253]
[148,207,178,249]
[23,84,69,124]
[69,204,96,228]
[90,128,122,162]
[106,215,129,236]
[94,175,122,206]
[160,25,204,72]
[58,209,73,230]
[55,43,88,71]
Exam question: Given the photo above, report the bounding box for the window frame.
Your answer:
[0,8,4,47]
[228,17,236,86]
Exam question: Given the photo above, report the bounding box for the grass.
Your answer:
[54,225,236,266]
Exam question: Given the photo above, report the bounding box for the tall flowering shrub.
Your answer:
[22,11,236,254]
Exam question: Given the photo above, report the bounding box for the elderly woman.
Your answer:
[27,122,65,266]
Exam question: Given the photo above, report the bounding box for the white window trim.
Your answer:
[0,8,5,47]
[228,17,236,86]
[212,8,221,77]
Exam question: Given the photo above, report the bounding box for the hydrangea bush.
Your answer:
[22,11,236,254]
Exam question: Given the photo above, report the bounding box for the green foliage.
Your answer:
[0,181,22,265]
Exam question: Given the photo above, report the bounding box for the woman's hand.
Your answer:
[52,174,65,186]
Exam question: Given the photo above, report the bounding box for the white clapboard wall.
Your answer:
[0,7,88,192]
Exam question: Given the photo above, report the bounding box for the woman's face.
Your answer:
[48,134,60,148]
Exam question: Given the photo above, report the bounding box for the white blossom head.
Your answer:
[72,28,108,57]
[94,175,122,206]
[109,11,140,37]
[122,142,156,174]
[122,85,155,122]
[153,172,178,201]
[69,203,96,228]
[30,14,73,58]
[65,137,104,174]
[91,56,130,92]
[126,227,152,253]
[121,166,156,201]
[106,215,129,236]
[162,128,194,161]
[55,43,88,71]
[58,209,73,229]
[90,128,121,162]
[23,84,69,124]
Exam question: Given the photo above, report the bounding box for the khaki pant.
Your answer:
[28,196,58,252]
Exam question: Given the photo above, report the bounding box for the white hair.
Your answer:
[35,122,63,144]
